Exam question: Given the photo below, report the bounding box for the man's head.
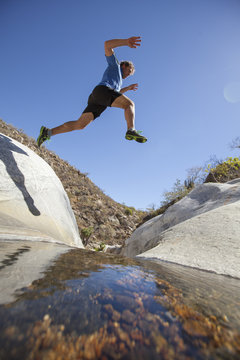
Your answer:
[120,61,135,79]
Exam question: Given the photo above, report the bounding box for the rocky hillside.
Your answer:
[0,119,145,249]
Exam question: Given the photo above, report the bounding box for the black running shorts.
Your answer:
[82,85,122,119]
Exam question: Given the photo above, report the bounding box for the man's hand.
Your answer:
[120,84,138,94]
[105,37,141,56]
[127,83,138,91]
[127,37,141,49]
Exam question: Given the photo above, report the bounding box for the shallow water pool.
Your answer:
[0,240,240,359]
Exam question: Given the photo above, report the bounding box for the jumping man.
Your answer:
[37,36,147,147]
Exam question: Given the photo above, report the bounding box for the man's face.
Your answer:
[122,64,133,79]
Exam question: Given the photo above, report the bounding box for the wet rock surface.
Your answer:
[0,241,240,359]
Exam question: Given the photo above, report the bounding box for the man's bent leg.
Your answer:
[51,113,94,136]
[111,95,135,129]
[111,94,147,143]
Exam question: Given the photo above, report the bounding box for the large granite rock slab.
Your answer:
[0,133,83,247]
[122,179,240,278]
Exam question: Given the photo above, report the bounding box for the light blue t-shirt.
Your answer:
[98,53,123,92]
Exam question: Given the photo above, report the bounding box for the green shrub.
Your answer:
[94,243,106,252]
[124,205,136,216]
[206,157,240,182]
[80,227,94,245]
[124,207,133,216]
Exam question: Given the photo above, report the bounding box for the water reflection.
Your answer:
[0,245,30,270]
[138,258,240,330]
[0,243,240,359]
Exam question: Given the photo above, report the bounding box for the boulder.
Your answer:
[122,179,240,278]
[0,133,83,247]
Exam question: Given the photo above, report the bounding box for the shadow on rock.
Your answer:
[0,134,40,216]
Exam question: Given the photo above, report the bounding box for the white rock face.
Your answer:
[0,133,83,247]
[122,179,240,278]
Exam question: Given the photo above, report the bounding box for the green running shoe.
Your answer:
[37,126,51,147]
[125,129,147,143]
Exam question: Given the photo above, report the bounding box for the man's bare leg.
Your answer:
[51,112,94,136]
[36,112,94,147]
[111,94,147,143]
[111,94,135,129]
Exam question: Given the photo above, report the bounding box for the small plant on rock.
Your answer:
[94,242,106,252]
[124,206,135,216]
[80,227,94,245]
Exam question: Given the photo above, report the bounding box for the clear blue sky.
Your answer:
[1,0,240,210]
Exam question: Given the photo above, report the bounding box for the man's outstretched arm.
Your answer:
[104,36,141,56]
[120,83,138,94]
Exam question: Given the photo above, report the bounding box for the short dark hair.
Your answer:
[120,60,135,74]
